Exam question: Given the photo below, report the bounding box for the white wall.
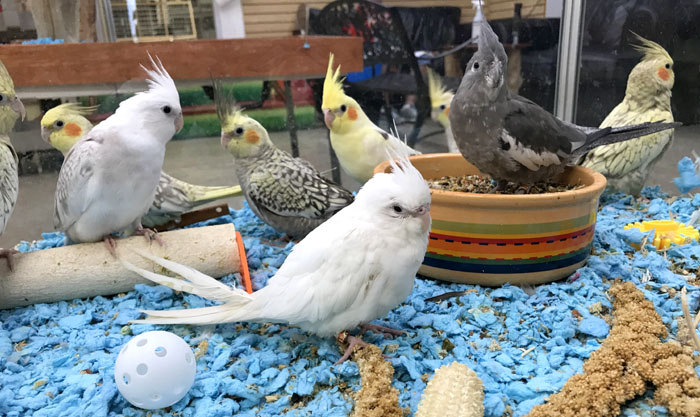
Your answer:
[213,0,245,39]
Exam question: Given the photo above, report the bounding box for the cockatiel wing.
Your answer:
[53,132,104,231]
[500,94,582,171]
[245,213,384,326]
[0,140,18,234]
[581,103,674,178]
[247,150,353,219]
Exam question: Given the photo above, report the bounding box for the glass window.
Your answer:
[577,0,699,194]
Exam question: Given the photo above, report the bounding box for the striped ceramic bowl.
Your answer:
[375,154,606,286]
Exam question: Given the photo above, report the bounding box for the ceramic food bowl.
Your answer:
[375,153,607,286]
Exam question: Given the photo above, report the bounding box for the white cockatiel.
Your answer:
[54,56,183,252]
[121,150,431,364]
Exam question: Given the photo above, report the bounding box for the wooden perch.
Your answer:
[0,224,240,310]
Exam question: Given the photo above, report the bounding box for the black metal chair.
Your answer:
[310,0,431,146]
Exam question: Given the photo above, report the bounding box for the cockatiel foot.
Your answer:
[134,227,165,247]
[335,331,370,365]
[103,236,117,258]
[361,323,406,338]
[0,248,18,271]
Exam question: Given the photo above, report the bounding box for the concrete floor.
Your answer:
[1,121,698,248]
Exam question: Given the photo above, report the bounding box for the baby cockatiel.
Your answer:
[322,53,420,184]
[121,150,431,364]
[449,19,680,187]
[427,68,459,153]
[579,35,675,196]
[214,82,353,239]
[54,57,182,251]
[41,103,242,227]
[0,60,25,270]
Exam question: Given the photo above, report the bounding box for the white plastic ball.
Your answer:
[114,330,196,409]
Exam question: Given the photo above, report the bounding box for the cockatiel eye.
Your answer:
[234,127,244,136]
[392,205,403,213]
[340,104,347,112]
[54,120,64,129]
[439,104,447,110]
[0,94,4,103]
[162,105,171,114]
[472,62,480,70]
[665,63,671,69]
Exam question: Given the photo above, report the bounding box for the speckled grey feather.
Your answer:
[235,144,354,239]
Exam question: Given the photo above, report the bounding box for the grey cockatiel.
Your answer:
[449,19,680,187]
[54,57,183,252]
[0,60,25,270]
[214,81,353,239]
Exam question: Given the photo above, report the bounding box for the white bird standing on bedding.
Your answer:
[121,150,431,364]
[54,56,183,252]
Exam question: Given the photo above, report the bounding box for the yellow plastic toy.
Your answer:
[624,220,700,250]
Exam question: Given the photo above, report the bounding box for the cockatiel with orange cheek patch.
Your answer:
[41,103,242,228]
[427,68,459,153]
[579,35,676,196]
[215,81,354,239]
[322,53,420,184]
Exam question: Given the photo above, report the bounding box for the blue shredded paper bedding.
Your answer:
[2,186,700,417]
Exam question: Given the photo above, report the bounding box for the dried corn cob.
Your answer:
[416,362,484,417]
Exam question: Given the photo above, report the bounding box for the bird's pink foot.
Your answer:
[335,331,369,365]
[0,248,18,271]
[134,226,165,247]
[361,323,406,338]
[103,236,117,258]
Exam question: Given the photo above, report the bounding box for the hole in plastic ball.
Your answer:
[185,352,193,364]
[136,363,148,376]
[136,338,147,347]
[122,373,131,385]
[154,346,167,357]
[152,393,161,400]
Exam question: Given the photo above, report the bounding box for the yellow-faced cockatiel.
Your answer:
[579,34,675,196]
[41,103,242,228]
[427,68,459,153]
[321,53,420,184]
[0,60,25,270]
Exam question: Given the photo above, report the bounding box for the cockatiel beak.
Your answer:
[175,113,184,133]
[40,125,51,144]
[486,60,504,89]
[220,131,231,148]
[10,96,25,121]
[416,204,431,232]
[323,108,335,129]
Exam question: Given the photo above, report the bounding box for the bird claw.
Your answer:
[0,248,18,271]
[103,236,117,258]
[335,332,369,365]
[361,323,406,338]
[134,227,165,247]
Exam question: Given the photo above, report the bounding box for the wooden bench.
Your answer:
[0,36,363,158]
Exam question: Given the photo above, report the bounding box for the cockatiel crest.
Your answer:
[321,52,346,111]
[214,80,272,158]
[427,68,454,125]
[40,103,97,153]
[627,33,674,93]
[110,54,183,138]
